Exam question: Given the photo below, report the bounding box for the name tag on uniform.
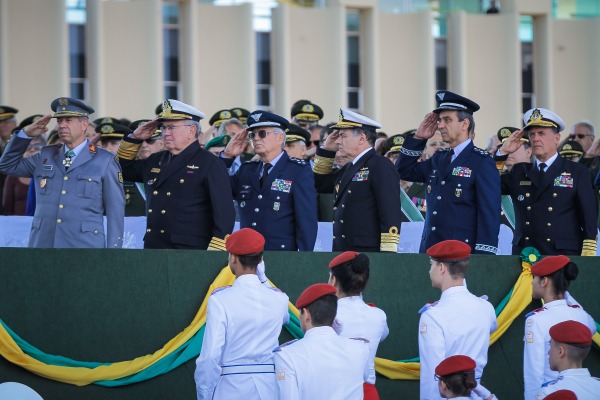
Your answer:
[271,179,292,193]
[151,168,160,173]
[352,169,369,181]
[554,173,573,188]
[452,166,472,177]
[43,164,53,171]
[520,181,531,186]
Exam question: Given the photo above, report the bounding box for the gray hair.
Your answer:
[457,111,475,135]
[188,121,202,138]
[218,118,244,136]
[350,127,377,146]
[571,120,595,136]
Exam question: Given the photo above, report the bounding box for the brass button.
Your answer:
[341,234,346,238]
[147,228,151,232]
[433,211,437,215]
[64,176,68,181]
[432,227,436,231]
[340,220,344,223]
[548,207,553,212]
[61,190,66,195]
[281,245,285,248]
[333,235,336,239]
[525,193,530,197]
[525,237,529,240]
[59,204,64,209]
[153,190,158,195]
[252,222,256,226]
[167,192,171,196]
[148,209,153,213]
[333,207,337,210]
[254,208,259,212]
[552,193,557,197]
[180,179,184,184]
[160,230,165,233]
[258,195,263,199]
[57,219,62,223]
[342,204,345,208]
[94,230,98,234]
[526,206,531,210]
[525,221,529,225]
[161,210,166,214]
[547,238,551,242]
[547,223,551,227]
[347,190,351,194]
[88,178,92,181]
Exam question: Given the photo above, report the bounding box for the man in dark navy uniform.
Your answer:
[496,108,598,256]
[312,109,402,252]
[221,110,318,251]
[396,91,500,254]
[117,99,235,250]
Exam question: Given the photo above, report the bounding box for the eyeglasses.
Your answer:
[433,374,443,382]
[297,121,317,129]
[428,142,446,147]
[160,124,192,133]
[248,129,275,141]
[570,134,593,140]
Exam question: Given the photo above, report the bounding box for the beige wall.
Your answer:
[552,18,600,134]
[87,0,162,120]
[272,4,345,123]
[0,0,68,118]
[378,11,435,133]
[446,11,521,147]
[193,3,255,127]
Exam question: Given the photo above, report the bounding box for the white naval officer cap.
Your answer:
[523,108,565,132]
[330,109,382,131]
[158,99,205,122]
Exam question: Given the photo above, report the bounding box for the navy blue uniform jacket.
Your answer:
[396,136,500,254]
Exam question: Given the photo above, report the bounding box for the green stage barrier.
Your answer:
[0,249,598,399]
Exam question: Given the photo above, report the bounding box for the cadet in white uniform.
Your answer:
[523,255,597,400]
[194,228,290,400]
[535,320,600,400]
[434,355,479,399]
[418,240,497,400]
[328,251,389,400]
[273,283,369,400]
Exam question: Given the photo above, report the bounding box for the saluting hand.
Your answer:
[131,118,159,141]
[585,138,600,158]
[23,114,52,138]
[322,129,340,152]
[498,129,525,155]
[223,128,248,159]
[414,112,438,140]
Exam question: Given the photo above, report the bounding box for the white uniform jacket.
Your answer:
[535,368,600,400]
[335,295,389,384]
[273,326,369,400]
[523,299,596,400]
[418,286,497,400]
[194,274,290,400]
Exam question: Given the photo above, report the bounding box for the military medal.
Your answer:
[40,178,46,189]
[240,201,246,208]
[147,178,155,185]
[427,185,431,193]
[335,184,339,193]
[518,195,524,201]
[273,202,280,211]
[455,188,462,197]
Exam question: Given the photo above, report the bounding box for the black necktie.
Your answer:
[260,163,272,188]
[539,162,547,179]
[445,149,454,167]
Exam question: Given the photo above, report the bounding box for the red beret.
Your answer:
[549,320,592,346]
[426,240,471,262]
[542,390,578,400]
[295,283,337,309]
[329,251,360,269]
[225,228,265,256]
[531,255,570,276]
[435,355,476,376]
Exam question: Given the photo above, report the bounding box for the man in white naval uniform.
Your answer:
[418,240,497,400]
[194,228,289,400]
[273,283,369,400]
[535,320,600,400]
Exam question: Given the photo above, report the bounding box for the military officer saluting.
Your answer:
[117,99,235,250]
[496,108,598,255]
[396,91,501,254]
[221,110,318,251]
[313,109,402,252]
[0,98,125,248]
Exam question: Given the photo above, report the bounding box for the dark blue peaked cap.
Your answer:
[433,91,480,114]
[247,110,289,130]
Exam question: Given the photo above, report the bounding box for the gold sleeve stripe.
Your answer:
[495,160,505,174]
[208,237,227,251]
[581,239,597,256]
[380,231,400,252]
[117,141,142,160]
[313,154,335,175]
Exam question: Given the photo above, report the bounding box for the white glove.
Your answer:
[473,383,495,400]
[257,261,267,283]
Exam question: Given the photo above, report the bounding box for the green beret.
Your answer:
[205,135,231,150]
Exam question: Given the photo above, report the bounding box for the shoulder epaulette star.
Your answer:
[289,157,307,165]
[473,146,492,157]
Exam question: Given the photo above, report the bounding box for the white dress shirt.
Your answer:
[535,368,600,400]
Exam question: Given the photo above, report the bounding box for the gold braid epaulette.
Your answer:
[207,236,227,251]
[117,140,142,160]
[313,154,335,175]
[380,226,400,252]
[495,160,506,174]
[581,237,597,256]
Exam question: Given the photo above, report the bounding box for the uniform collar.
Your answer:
[263,150,285,169]
[352,147,373,165]
[304,326,336,338]
[558,368,591,378]
[535,152,559,169]
[440,285,468,300]
[64,139,88,158]
[233,274,261,286]
[543,299,567,308]
[338,295,363,305]
[451,138,471,160]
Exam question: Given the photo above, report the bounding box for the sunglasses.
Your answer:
[248,129,275,141]
[570,134,593,140]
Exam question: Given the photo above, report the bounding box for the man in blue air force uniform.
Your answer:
[0,97,124,248]
[396,91,501,254]
[220,110,318,251]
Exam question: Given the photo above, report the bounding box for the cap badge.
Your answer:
[222,110,231,119]
[500,128,511,139]
[251,113,262,122]
[563,144,572,150]
[162,100,172,115]
[101,125,114,133]
[437,92,445,100]
[529,108,543,124]
[302,104,314,113]
[393,136,404,145]
[59,98,69,106]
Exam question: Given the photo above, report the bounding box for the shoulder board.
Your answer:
[244,160,260,164]
[473,146,491,157]
[270,287,283,293]
[288,157,307,165]
[273,339,298,352]
[210,285,232,295]
[525,306,546,318]
[89,143,97,154]
[367,302,376,307]
[568,304,581,309]
[541,378,559,388]
[418,301,439,314]
[350,337,370,344]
